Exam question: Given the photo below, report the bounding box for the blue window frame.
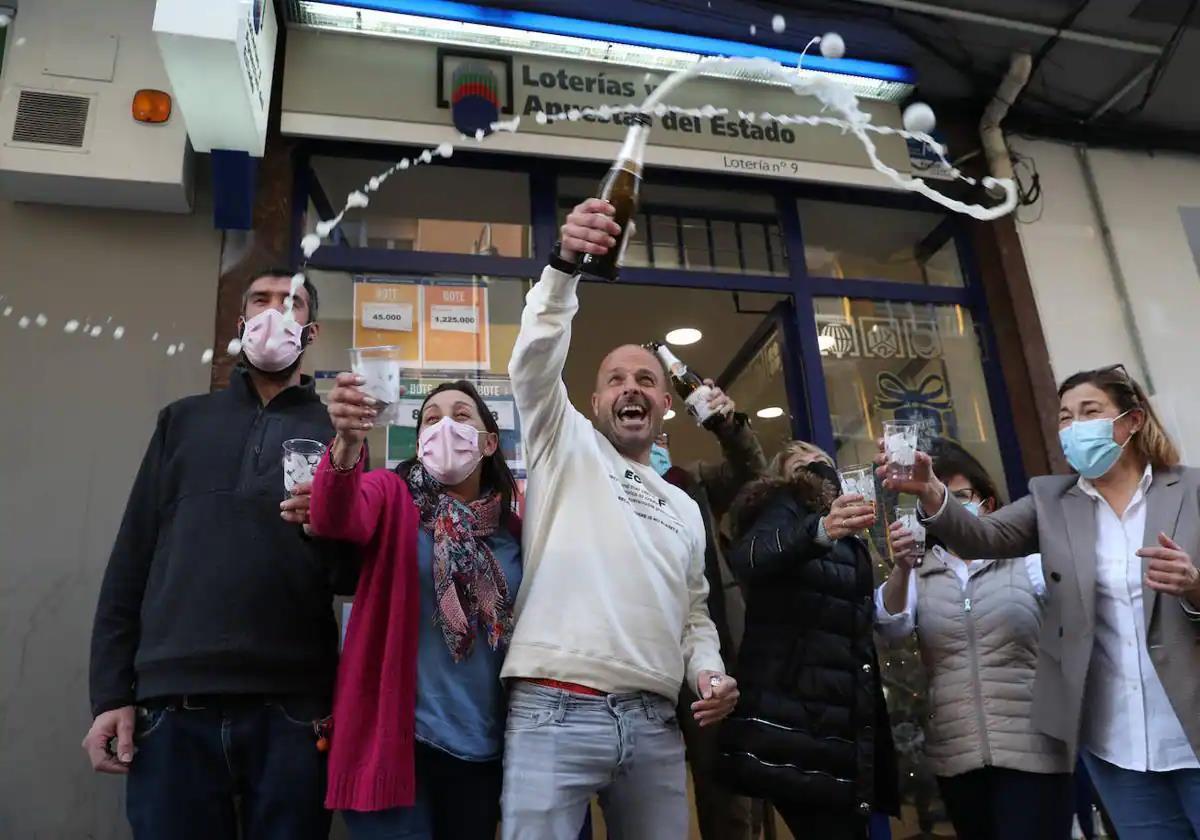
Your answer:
[292,141,1027,499]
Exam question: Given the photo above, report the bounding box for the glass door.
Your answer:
[718,301,812,466]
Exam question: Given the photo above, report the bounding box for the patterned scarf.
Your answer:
[405,463,513,662]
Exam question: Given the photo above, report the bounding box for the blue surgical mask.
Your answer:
[650,443,672,476]
[1058,410,1132,480]
[963,501,983,518]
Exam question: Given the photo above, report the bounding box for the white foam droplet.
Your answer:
[749,24,757,35]
[436,142,453,158]
[567,108,581,121]
[345,190,369,209]
[151,332,159,341]
[201,348,214,364]
[0,14,11,27]
[475,127,485,139]
[820,32,846,60]
[18,316,30,329]
[2,306,12,317]
[15,37,26,47]
[113,326,125,340]
[167,344,177,356]
[64,319,79,333]
[534,111,548,125]
[227,338,243,355]
[90,326,103,337]
[902,102,937,134]
[771,14,785,33]
[177,342,185,352]
[368,176,381,191]
[314,220,336,238]
[399,159,410,169]
[34,313,47,327]
[301,233,322,258]
[419,150,432,163]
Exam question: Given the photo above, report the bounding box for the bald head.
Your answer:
[591,344,672,464]
[595,344,662,391]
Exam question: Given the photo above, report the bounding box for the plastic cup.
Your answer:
[283,439,326,494]
[350,346,403,419]
[838,464,877,505]
[883,420,920,480]
[895,505,926,557]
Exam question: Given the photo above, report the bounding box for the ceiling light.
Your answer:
[290,2,916,101]
[664,409,677,420]
[665,327,702,346]
[756,406,785,419]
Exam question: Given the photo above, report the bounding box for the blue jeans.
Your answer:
[126,695,331,840]
[342,741,502,839]
[500,682,687,840]
[1083,751,1200,839]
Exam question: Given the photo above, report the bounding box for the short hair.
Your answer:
[241,268,319,324]
[1058,364,1179,470]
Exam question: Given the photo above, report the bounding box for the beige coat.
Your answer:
[916,555,1071,776]
[926,466,1200,762]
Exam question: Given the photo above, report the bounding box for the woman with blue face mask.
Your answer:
[882,364,1200,839]
[878,447,1073,840]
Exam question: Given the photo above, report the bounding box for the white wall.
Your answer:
[1012,137,1200,461]
[0,184,220,838]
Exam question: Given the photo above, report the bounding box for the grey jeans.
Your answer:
[500,682,688,840]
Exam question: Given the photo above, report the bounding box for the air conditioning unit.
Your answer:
[0,0,193,212]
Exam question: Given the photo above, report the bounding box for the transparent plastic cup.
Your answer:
[282,439,326,494]
[883,420,920,480]
[894,505,927,558]
[350,346,404,421]
[838,464,877,505]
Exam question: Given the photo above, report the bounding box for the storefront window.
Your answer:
[309,157,532,257]
[798,199,964,286]
[559,177,787,276]
[814,296,1005,488]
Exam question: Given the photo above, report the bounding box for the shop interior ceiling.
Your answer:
[487,0,1200,153]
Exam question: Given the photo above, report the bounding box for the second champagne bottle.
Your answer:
[645,341,723,430]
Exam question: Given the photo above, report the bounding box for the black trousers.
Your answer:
[772,803,868,840]
[937,767,1074,840]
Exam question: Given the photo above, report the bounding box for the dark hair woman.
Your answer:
[884,364,1200,838]
[718,440,900,840]
[879,446,1073,840]
[305,374,522,840]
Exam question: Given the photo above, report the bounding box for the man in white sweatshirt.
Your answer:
[500,198,739,838]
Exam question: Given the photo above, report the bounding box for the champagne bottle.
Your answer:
[578,124,648,282]
[646,341,720,429]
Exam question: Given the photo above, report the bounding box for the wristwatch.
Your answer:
[548,240,578,275]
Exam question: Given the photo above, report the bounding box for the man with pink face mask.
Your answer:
[84,269,354,840]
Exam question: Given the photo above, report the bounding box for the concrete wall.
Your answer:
[1011,137,1200,461]
[0,183,220,838]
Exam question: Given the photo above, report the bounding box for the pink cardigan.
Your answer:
[309,452,420,812]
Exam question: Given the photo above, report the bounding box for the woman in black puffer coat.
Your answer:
[718,441,899,839]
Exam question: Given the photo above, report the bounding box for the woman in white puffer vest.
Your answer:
[876,447,1072,840]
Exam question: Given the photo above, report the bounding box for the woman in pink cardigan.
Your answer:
[304,374,522,840]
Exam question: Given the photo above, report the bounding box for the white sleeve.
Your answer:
[683,527,724,689]
[508,265,580,469]
[1024,553,1048,600]
[873,573,918,642]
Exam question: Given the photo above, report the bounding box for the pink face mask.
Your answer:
[241,309,305,373]
[419,416,485,486]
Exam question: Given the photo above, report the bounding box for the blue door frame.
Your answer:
[291,140,1028,500]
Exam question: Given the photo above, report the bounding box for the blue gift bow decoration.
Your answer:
[874,372,955,437]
